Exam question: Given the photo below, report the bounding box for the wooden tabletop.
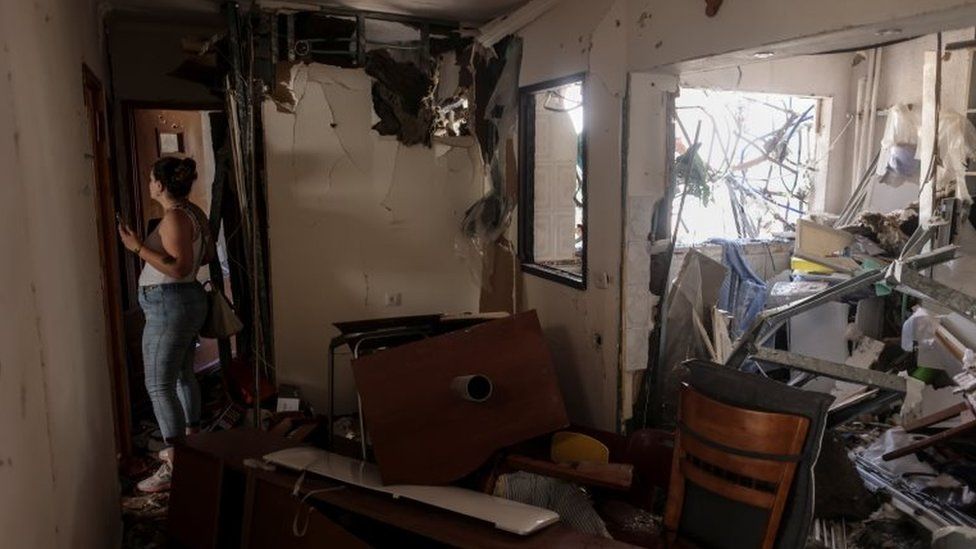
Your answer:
[253,467,641,548]
[180,429,644,548]
[178,426,303,469]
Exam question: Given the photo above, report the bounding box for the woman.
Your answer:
[118,156,213,493]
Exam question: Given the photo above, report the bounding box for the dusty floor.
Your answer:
[120,367,230,548]
[121,491,168,549]
[120,420,168,549]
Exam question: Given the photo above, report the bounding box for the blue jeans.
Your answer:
[139,283,207,443]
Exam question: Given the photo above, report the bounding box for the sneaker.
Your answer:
[137,462,172,493]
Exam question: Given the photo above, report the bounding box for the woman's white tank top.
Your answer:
[138,204,205,286]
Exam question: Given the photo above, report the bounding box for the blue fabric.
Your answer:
[708,239,767,337]
[139,282,207,442]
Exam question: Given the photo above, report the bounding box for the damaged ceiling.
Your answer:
[106,0,532,23]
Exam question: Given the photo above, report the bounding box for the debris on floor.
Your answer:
[493,471,611,538]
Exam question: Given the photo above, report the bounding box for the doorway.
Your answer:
[118,102,238,459]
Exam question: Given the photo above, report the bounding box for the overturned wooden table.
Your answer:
[168,428,642,548]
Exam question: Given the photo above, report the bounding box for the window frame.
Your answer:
[517,72,588,290]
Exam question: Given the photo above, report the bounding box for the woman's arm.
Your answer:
[118,210,197,279]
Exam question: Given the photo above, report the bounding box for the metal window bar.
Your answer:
[280,11,449,68]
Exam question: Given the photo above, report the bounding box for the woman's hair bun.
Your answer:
[153,156,197,198]
[173,158,197,184]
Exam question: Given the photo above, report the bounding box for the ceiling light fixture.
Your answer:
[753,51,775,59]
[876,28,903,36]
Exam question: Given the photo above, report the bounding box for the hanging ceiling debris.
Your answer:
[365,48,437,146]
[167,32,226,95]
[259,8,516,148]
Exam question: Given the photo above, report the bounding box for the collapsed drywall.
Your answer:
[263,63,484,414]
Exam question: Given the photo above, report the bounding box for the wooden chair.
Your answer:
[664,383,810,549]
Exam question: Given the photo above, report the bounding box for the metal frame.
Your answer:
[726,241,961,371]
[275,8,454,68]
[855,454,976,530]
[826,390,903,428]
[517,72,589,290]
[326,326,431,459]
[722,232,963,407]
[752,348,906,393]
[887,260,976,323]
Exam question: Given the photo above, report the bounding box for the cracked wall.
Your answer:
[0,0,121,547]
[517,0,627,431]
[263,63,484,415]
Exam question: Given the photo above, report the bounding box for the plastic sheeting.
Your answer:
[877,104,920,178]
[650,250,726,426]
[901,307,941,353]
[938,111,976,203]
[861,427,937,477]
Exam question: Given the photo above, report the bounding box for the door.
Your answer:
[83,65,131,460]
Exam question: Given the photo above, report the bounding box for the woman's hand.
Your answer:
[118,221,142,253]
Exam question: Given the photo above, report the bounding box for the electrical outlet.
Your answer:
[384,292,402,307]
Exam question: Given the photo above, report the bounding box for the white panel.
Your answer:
[265,447,560,536]
[789,302,850,364]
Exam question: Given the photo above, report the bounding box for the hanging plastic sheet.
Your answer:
[877,104,921,178]
[650,250,726,426]
[901,307,942,352]
[937,111,976,203]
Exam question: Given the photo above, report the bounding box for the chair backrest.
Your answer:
[664,383,810,549]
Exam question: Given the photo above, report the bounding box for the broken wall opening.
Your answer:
[671,88,827,243]
[624,15,976,545]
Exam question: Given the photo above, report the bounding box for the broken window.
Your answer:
[518,74,586,289]
[672,88,826,244]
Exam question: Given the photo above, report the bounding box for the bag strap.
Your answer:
[172,202,212,275]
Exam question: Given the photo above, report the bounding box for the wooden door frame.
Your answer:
[83,64,132,461]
